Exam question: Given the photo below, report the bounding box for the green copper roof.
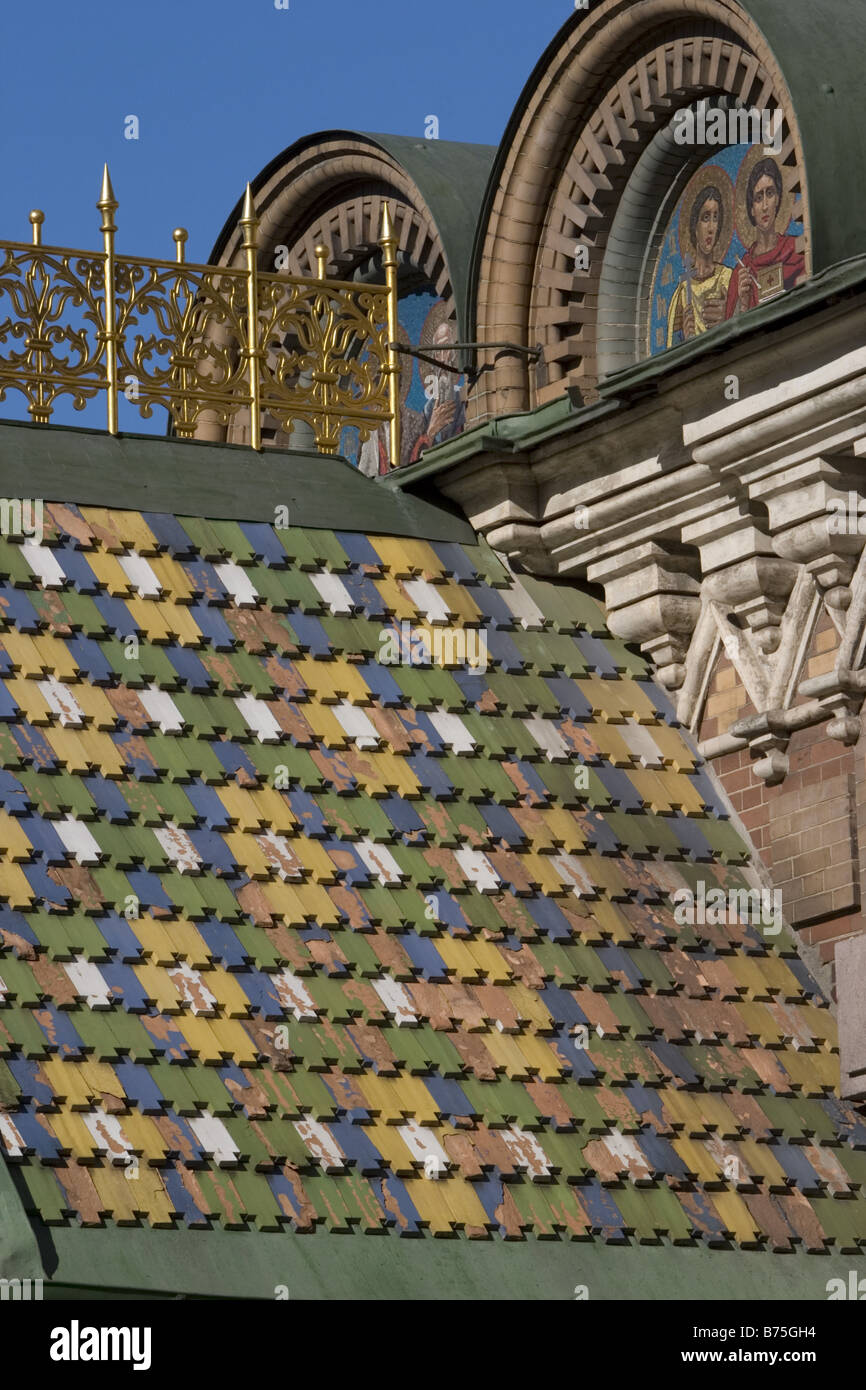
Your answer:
[0,418,475,542]
[359,132,497,340]
[208,129,496,344]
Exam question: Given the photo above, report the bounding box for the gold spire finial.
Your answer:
[241,182,256,224]
[98,164,117,213]
[379,202,395,242]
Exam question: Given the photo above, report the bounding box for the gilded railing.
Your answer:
[0,167,401,463]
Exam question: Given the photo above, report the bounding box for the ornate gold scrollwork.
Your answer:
[115,258,250,436]
[257,273,392,454]
[0,243,107,422]
[0,171,401,463]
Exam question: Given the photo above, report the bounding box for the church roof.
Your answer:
[1,425,866,1298]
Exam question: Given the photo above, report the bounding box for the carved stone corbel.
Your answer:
[587,543,702,691]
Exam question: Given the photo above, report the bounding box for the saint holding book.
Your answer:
[726,150,806,316]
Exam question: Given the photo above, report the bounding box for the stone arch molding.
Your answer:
[469,0,811,423]
[197,132,464,449]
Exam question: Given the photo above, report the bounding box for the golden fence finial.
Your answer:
[173,228,187,264]
[314,244,329,280]
[29,211,44,247]
[379,201,395,244]
[97,164,118,222]
[379,201,401,469]
[239,183,262,450]
[97,165,119,435]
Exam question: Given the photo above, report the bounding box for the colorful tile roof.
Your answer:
[1,503,865,1280]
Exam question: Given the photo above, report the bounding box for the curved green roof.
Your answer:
[209,129,496,341]
[359,132,497,340]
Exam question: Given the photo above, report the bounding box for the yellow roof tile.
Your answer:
[33,637,79,682]
[707,1188,762,1244]
[47,1106,97,1152]
[157,601,205,646]
[738,1137,789,1187]
[357,1081,405,1124]
[367,535,445,579]
[464,937,512,984]
[586,721,633,766]
[371,575,417,620]
[222,831,272,879]
[0,861,35,908]
[1,631,49,676]
[3,677,52,722]
[91,1161,175,1226]
[0,810,32,860]
[177,1013,225,1063]
[71,682,118,730]
[79,730,128,776]
[125,599,172,644]
[481,1028,531,1079]
[293,659,369,704]
[147,555,195,602]
[134,962,182,1015]
[511,1030,563,1080]
[541,805,587,853]
[84,509,160,554]
[672,1135,721,1182]
[209,1017,259,1065]
[643,721,696,770]
[405,1175,490,1230]
[41,1061,97,1108]
[249,785,298,831]
[436,584,483,623]
[202,965,251,1018]
[434,935,484,982]
[84,548,134,594]
[217,783,268,831]
[47,726,100,773]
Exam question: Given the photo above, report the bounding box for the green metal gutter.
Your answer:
[29,1224,865,1300]
[0,419,475,543]
[0,1156,44,1284]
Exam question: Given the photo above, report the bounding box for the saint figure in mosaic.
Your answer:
[666,167,734,347]
[409,309,465,463]
[726,151,806,316]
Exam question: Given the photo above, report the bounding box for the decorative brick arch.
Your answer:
[469,0,809,423]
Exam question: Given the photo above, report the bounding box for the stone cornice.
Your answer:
[408,286,866,783]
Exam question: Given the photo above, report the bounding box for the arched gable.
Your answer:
[469,0,864,420]
[201,131,494,464]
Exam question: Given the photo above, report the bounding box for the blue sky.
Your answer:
[1,0,572,261]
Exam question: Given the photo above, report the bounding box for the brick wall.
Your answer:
[705,674,864,991]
